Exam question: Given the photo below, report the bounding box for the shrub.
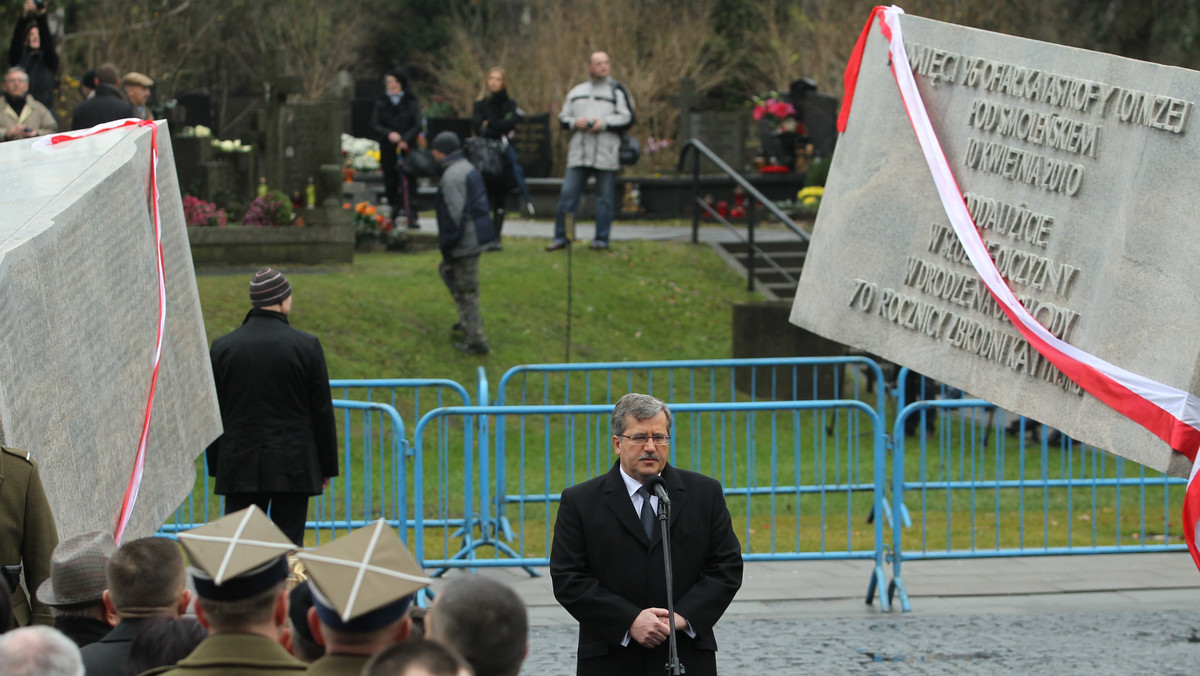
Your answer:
[242,190,295,226]
[181,195,227,227]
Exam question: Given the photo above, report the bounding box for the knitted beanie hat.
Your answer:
[432,130,461,155]
[249,268,292,308]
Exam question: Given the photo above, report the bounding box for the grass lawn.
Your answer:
[197,236,759,385]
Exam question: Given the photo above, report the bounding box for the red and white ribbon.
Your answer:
[842,6,1200,569]
[34,119,165,544]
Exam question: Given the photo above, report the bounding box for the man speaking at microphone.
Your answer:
[550,393,743,675]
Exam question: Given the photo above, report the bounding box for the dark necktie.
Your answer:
[638,486,655,541]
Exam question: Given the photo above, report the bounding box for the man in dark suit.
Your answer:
[550,393,743,676]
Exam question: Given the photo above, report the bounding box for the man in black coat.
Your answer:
[370,69,423,228]
[80,537,190,676]
[551,393,743,676]
[206,268,338,546]
[71,63,137,130]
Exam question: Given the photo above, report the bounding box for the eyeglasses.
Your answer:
[617,434,671,446]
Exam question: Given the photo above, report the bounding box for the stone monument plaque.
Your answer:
[0,123,222,538]
[791,13,1200,476]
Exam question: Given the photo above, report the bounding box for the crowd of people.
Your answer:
[0,507,530,676]
[2,0,152,142]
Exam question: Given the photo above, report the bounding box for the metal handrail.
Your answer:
[677,138,810,293]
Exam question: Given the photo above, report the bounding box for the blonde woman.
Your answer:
[471,67,533,248]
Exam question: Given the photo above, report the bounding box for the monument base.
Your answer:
[733,300,846,400]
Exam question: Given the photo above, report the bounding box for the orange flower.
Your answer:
[376,214,383,223]
[366,206,377,216]
[343,202,351,209]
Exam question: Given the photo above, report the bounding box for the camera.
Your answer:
[33,0,45,11]
[585,119,596,129]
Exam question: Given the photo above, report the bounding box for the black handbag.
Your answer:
[463,137,507,185]
[402,149,437,178]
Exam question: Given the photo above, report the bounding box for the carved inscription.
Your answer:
[838,41,1197,395]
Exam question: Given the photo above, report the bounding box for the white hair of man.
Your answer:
[0,625,84,676]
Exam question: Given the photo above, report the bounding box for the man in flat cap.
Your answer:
[146,506,305,675]
[207,268,338,546]
[122,71,153,120]
[0,444,57,628]
[297,520,431,675]
[35,530,115,647]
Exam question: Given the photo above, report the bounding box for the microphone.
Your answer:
[643,475,670,507]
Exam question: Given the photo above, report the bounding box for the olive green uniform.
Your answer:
[143,633,307,675]
[0,445,58,626]
[304,654,369,675]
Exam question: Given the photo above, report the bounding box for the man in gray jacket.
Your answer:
[546,51,632,252]
[432,131,494,355]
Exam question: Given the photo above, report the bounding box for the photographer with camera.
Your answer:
[2,66,56,140]
[0,445,59,629]
[545,51,632,252]
[8,0,57,112]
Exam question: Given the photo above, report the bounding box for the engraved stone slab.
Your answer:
[0,123,222,537]
[791,14,1200,476]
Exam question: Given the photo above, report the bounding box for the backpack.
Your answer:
[610,81,636,133]
[611,81,640,165]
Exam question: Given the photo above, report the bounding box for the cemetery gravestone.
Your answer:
[272,101,344,199]
[0,123,221,538]
[511,113,552,179]
[791,13,1200,476]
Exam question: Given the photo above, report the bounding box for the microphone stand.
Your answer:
[658,498,684,675]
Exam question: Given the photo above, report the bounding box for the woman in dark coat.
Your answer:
[471,67,532,248]
[371,69,423,228]
[9,1,58,112]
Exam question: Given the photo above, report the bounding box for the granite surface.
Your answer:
[791,14,1200,476]
[0,122,221,538]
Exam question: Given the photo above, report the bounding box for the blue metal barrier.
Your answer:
[492,358,889,555]
[417,399,894,609]
[158,399,411,547]
[887,397,1188,612]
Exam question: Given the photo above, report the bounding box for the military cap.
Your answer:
[177,506,296,601]
[297,520,430,633]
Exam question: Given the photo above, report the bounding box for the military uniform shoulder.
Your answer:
[0,446,33,463]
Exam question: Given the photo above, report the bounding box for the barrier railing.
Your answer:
[419,399,895,609]
[887,397,1188,611]
[159,400,410,547]
[493,357,889,543]
[161,359,1193,615]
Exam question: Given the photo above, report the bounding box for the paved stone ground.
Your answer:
[522,605,1200,674]
[471,555,1200,675]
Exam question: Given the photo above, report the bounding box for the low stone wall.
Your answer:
[187,206,354,266]
[524,174,807,220]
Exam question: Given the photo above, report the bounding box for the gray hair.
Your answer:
[0,626,84,676]
[611,393,673,436]
[4,67,28,82]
